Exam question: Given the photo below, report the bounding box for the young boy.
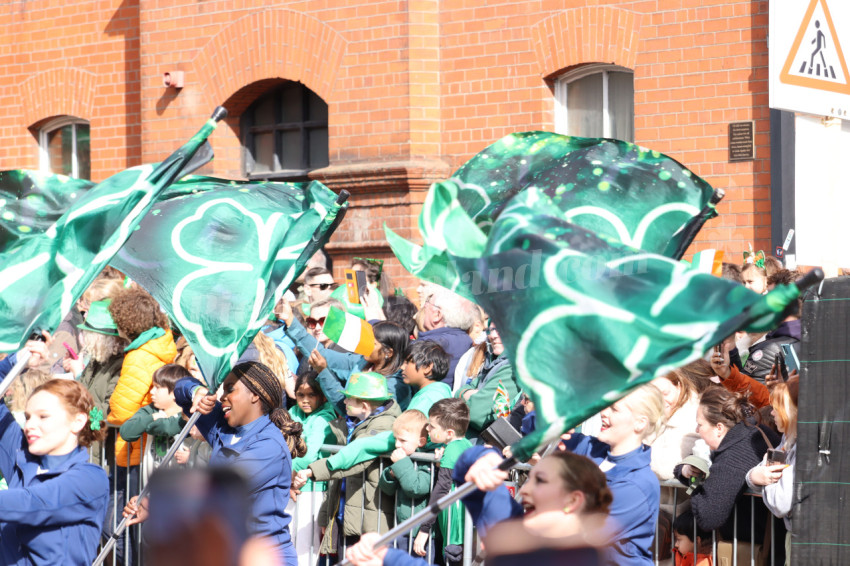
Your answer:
[402,340,453,415]
[293,372,401,558]
[413,398,472,565]
[305,340,455,479]
[673,510,713,566]
[378,410,433,557]
[119,364,189,462]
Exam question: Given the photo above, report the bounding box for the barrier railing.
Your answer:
[92,437,783,566]
[654,479,783,566]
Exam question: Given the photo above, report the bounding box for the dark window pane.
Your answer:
[281,84,301,123]
[308,127,329,168]
[308,91,328,122]
[254,95,276,126]
[76,124,91,180]
[253,132,276,173]
[280,130,304,170]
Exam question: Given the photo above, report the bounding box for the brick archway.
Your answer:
[531,7,643,78]
[19,68,96,127]
[192,9,347,113]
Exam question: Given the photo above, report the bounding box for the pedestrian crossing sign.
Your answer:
[779,0,850,95]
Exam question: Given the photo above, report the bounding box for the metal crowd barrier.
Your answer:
[654,480,784,566]
[92,424,184,566]
[89,435,783,566]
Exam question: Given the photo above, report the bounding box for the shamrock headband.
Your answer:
[744,250,765,269]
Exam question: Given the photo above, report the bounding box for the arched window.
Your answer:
[554,65,634,142]
[39,117,91,180]
[241,81,329,180]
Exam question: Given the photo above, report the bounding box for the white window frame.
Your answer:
[554,64,634,139]
[38,116,89,178]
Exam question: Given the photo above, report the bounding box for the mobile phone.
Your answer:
[766,449,787,465]
[344,269,368,304]
[775,350,790,382]
[62,342,78,360]
[780,343,799,373]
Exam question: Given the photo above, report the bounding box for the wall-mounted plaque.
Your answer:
[729,121,755,162]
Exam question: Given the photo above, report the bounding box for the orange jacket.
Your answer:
[674,550,713,566]
[721,365,770,409]
[107,329,176,466]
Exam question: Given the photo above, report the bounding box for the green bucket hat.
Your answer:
[343,372,392,401]
[77,299,120,336]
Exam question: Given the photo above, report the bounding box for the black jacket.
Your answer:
[742,320,801,381]
[675,421,779,543]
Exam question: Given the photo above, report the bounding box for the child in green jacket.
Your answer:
[414,398,472,565]
[288,372,337,564]
[119,364,188,463]
[379,410,433,557]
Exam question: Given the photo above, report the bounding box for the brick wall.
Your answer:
[0,0,772,294]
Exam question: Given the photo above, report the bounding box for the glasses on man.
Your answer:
[306,283,334,291]
[305,316,327,329]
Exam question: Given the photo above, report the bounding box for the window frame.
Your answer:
[38,116,90,179]
[554,64,634,141]
[241,82,329,181]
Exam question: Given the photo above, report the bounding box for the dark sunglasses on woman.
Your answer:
[305,316,327,329]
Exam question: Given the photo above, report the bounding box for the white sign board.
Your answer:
[770,0,850,117]
[794,114,849,272]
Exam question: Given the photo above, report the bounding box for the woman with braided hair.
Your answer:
[171,360,307,563]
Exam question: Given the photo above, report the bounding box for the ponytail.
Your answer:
[270,408,307,458]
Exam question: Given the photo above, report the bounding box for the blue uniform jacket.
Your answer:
[384,445,520,566]
[284,318,412,415]
[0,352,18,379]
[174,377,296,563]
[0,402,109,566]
[564,433,659,566]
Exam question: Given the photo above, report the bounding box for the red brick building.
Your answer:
[0,0,772,291]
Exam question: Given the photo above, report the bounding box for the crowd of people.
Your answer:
[0,251,810,565]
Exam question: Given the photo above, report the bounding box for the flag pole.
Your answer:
[0,349,32,399]
[91,410,202,566]
[338,456,517,566]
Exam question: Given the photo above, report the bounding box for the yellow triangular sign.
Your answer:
[780,0,850,94]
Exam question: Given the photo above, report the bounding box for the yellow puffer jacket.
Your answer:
[107,329,177,467]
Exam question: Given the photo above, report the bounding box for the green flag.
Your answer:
[110,176,349,389]
[450,189,801,459]
[0,108,227,353]
[387,134,805,460]
[0,170,92,251]
[386,132,722,297]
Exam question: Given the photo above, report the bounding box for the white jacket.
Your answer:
[648,393,700,481]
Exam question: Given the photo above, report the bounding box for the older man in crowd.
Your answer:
[417,286,477,385]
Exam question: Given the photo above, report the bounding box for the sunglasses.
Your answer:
[307,283,334,291]
[305,316,327,329]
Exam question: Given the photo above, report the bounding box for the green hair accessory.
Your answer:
[89,407,104,431]
[744,250,765,270]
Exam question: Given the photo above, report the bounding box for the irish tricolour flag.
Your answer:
[689,249,725,277]
[323,306,376,356]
